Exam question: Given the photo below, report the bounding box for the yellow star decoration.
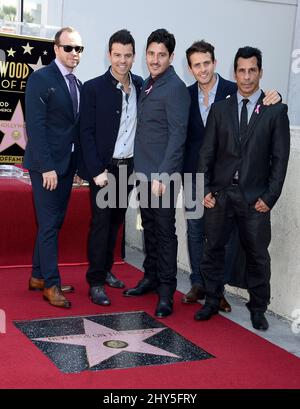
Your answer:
[22,42,34,55]
[7,48,16,57]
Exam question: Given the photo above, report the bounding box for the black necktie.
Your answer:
[66,73,78,118]
[240,98,249,140]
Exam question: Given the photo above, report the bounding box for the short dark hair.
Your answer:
[108,29,135,54]
[54,26,78,45]
[146,28,175,55]
[186,40,215,67]
[234,46,262,72]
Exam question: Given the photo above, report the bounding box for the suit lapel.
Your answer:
[228,95,240,145]
[50,61,74,118]
[215,76,232,102]
[190,83,204,129]
[242,92,266,148]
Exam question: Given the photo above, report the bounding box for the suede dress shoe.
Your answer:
[43,285,71,308]
[250,311,269,331]
[29,277,74,293]
[219,296,232,312]
[89,286,111,306]
[181,284,205,304]
[194,304,218,321]
[123,278,158,297]
[105,272,125,289]
[155,298,173,318]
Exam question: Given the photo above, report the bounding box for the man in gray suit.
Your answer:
[123,29,190,318]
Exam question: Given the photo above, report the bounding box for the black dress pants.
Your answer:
[139,181,179,299]
[86,162,133,287]
[201,186,271,312]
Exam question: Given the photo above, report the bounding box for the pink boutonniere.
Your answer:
[255,104,261,114]
[145,85,153,95]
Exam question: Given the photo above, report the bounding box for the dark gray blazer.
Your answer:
[134,65,190,181]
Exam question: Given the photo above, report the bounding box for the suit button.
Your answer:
[116,110,120,114]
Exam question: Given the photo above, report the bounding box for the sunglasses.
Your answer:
[58,45,84,53]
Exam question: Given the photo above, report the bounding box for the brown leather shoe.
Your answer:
[43,285,71,308]
[181,284,205,304]
[219,296,232,312]
[29,277,74,293]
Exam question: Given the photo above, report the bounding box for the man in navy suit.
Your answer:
[24,27,84,308]
[80,30,143,306]
[182,40,281,314]
[197,47,290,330]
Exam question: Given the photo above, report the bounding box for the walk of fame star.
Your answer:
[0,100,27,153]
[14,312,213,373]
[6,48,16,57]
[28,56,45,72]
[34,318,180,368]
[22,42,34,55]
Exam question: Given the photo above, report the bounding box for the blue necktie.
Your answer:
[66,73,78,118]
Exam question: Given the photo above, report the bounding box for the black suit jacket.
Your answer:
[79,69,143,180]
[24,61,81,175]
[198,92,290,209]
[183,75,237,175]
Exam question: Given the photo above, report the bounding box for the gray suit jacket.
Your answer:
[134,66,190,182]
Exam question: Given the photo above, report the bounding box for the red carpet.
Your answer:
[0,179,124,267]
[0,264,300,389]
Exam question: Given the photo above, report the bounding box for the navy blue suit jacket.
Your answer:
[183,75,237,175]
[79,69,143,180]
[24,61,81,175]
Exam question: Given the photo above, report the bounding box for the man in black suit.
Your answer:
[24,27,84,308]
[197,46,290,330]
[80,30,143,306]
[182,40,238,312]
[123,29,190,318]
[182,41,281,313]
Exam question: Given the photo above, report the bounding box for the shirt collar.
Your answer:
[198,73,219,98]
[55,58,74,78]
[110,68,132,90]
[237,88,262,105]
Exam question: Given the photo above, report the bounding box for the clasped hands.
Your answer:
[152,179,166,197]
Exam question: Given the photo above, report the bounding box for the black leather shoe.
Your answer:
[89,286,111,306]
[194,304,218,321]
[250,311,269,331]
[155,298,173,318]
[105,272,125,289]
[123,278,158,297]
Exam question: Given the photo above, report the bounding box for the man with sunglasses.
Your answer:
[24,27,84,308]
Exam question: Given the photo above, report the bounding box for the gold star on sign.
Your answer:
[22,42,34,55]
[7,48,16,57]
